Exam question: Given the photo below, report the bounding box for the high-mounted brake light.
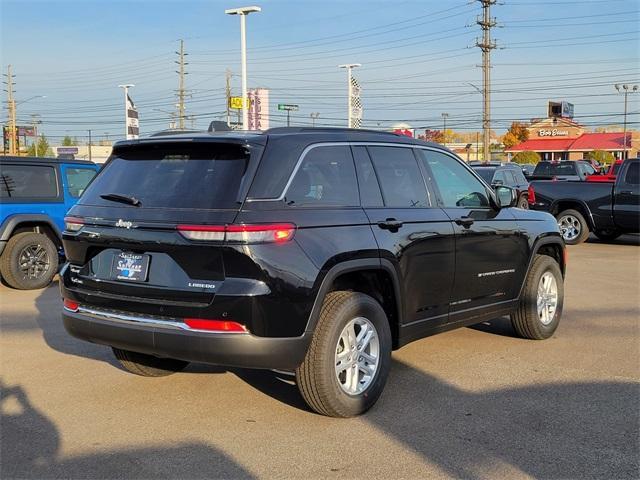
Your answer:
[184,318,248,333]
[177,223,296,244]
[527,185,536,205]
[64,216,84,232]
[63,298,79,312]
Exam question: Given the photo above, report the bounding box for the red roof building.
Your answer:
[505,117,637,161]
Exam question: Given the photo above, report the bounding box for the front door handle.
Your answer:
[377,218,403,231]
[619,190,633,195]
[454,216,475,228]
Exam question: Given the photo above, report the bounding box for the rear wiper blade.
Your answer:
[100,193,141,206]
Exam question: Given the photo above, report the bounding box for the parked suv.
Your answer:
[471,163,529,209]
[0,156,99,289]
[60,128,566,417]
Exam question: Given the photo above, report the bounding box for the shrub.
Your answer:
[512,151,541,164]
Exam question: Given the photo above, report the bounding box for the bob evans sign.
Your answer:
[538,129,570,137]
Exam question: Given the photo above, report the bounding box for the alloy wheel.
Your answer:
[537,271,558,325]
[18,244,51,280]
[335,317,380,395]
[558,215,581,242]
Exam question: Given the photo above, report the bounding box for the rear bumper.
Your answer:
[62,309,311,370]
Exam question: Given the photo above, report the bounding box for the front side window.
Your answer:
[285,145,358,206]
[65,168,97,198]
[367,146,428,208]
[417,150,490,208]
[0,165,58,199]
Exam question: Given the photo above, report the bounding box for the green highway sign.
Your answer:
[278,104,299,111]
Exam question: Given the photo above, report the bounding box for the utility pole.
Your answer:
[31,114,40,156]
[441,112,449,147]
[88,129,92,162]
[310,112,320,127]
[614,84,638,160]
[175,39,189,130]
[476,0,497,163]
[3,65,17,155]
[225,69,232,127]
[338,64,362,128]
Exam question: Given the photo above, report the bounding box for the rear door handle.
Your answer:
[377,218,403,231]
[619,190,633,195]
[454,216,475,228]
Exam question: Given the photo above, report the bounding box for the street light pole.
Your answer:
[615,83,638,160]
[225,6,261,130]
[441,112,449,147]
[338,64,361,128]
[118,84,134,138]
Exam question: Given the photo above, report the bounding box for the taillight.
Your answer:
[177,223,296,244]
[63,298,79,312]
[184,318,247,333]
[64,216,84,232]
[527,185,536,205]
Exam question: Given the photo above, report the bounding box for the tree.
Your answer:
[502,122,529,148]
[61,135,77,146]
[27,134,53,157]
[421,129,444,143]
[584,150,614,165]
[512,151,541,164]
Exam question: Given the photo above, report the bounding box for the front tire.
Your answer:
[295,291,392,417]
[511,255,564,340]
[557,209,590,245]
[0,232,58,290]
[112,348,189,377]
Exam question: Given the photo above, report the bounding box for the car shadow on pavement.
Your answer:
[0,379,255,479]
[586,233,640,246]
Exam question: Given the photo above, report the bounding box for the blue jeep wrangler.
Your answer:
[0,156,99,289]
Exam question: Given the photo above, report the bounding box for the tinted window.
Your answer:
[285,146,358,206]
[65,168,97,198]
[80,143,249,209]
[352,146,383,207]
[514,170,528,184]
[624,162,639,185]
[0,164,58,198]
[474,167,496,184]
[368,146,428,208]
[493,170,508,184]
[418,150,490,208]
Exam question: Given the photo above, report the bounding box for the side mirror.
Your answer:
[495,185,517,208]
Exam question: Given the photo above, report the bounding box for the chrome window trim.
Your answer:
[246,141,465,203]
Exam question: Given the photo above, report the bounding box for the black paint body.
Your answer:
[61,129,565,370]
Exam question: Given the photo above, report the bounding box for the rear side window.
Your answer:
[368,146,428,208]
[80,143,249,209]
[65,168,97,198]
[352,146,383,207]
[285,146,358,206]
[624,162,639,185]
[0,164,58,199]
[474,167,496,184]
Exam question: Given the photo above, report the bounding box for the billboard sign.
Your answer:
[248,88,270,131]
[229,96,247,109]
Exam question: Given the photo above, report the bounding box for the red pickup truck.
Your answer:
[586,160,622,183]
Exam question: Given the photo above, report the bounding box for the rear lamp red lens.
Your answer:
[184,318,247,333]
[177,223,296,243]
[64,216,84,232]
[63,299,79,312]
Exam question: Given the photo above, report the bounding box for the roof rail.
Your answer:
[264,127,400,136]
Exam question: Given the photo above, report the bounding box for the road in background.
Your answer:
[1,236,639,479]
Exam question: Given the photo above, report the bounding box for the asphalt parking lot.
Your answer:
[1,235,639,479]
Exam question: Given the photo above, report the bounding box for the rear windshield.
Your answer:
[80,143,250,209]
[473,167,496,184]
[534,163,576,176]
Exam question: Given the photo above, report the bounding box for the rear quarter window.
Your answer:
[0,164,58,199]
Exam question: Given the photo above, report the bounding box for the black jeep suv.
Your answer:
[61,128,566,417]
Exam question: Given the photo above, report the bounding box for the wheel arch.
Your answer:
[304,258,404,349]
[0,215,62,256]
[552,200,595,230]
[517,235,566,299]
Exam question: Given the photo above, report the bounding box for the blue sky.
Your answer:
[1,0,639,142]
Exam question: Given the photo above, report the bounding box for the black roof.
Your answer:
[0,155,96,165]
[113,127,443,150]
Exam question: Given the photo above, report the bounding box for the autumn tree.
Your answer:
[502,122,530,148]
[584,150,614,165]
[512,151,541,164]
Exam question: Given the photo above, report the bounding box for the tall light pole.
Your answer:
[441,112,449,147]
[310,112,320,127]
[614,84,638,160]
[118,84,134,138]
[31,114,41,156]
[338,63,361,128]
[225,5,261,130]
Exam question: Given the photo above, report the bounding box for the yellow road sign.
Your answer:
[229,97,247,109]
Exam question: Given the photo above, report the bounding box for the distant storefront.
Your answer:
[505,116,636,161]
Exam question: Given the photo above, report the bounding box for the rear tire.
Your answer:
[0,232,58,290]
[295,291,392,417]
[511,255,564,340]
[594,229,622,242]
[112,348,189,377]
[517,195,529,209]
[556,209,590,245]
